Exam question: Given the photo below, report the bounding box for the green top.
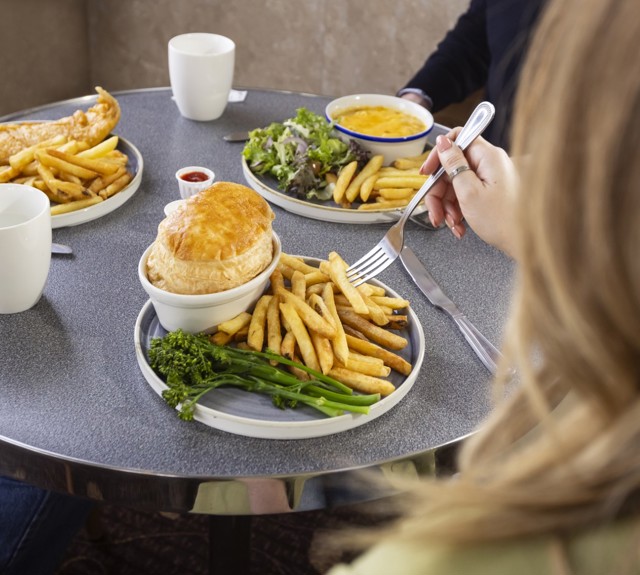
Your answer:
[326,516,640,575]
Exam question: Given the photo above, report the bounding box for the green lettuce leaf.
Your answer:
[242,108,369,200]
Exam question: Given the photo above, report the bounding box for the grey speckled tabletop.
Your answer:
[0,88,514,511]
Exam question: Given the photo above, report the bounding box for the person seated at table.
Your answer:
[397,0,546,150]
[325,0,640,572]
[0,476,92,575]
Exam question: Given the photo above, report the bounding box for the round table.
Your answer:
[0,89,513,568]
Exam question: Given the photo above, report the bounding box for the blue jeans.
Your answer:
[0,476,93,575]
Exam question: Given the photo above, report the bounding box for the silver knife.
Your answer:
[51,242,73,255]
[223,131,250,142]
[399,246,502,374]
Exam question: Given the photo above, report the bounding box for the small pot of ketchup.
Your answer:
[175,166,215,198]
[180,170,209,183]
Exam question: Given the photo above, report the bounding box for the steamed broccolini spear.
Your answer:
[148,330,381,421]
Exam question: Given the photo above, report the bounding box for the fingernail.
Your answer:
[429,212,437,228]
[452,226,463,240]
[445,214,455,229]
[436,135,452,152]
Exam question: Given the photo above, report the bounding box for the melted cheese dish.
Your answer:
[334,105,426,138]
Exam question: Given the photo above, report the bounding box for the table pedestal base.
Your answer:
[209,515,252,574]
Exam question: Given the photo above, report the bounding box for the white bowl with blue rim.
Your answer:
[326,94,434,165]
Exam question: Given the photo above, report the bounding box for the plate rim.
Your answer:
[134,259,425,440]
[241,157,417,225]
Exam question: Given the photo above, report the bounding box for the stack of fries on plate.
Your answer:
[0,135,133,215]
[211,252,412,397]
[331,149,431,211]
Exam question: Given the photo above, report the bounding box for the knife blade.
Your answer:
[223,131,250,142]
[51,242,73,255]
[399,246,501,374]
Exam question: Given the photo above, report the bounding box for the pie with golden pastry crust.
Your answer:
[147,182,275,294]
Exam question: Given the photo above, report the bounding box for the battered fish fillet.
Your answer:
[0,87,121,163]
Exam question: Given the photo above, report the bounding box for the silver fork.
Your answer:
[346,101,495,286]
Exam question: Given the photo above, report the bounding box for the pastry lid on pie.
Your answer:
[146,182,275,294]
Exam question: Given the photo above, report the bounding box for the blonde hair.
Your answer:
[377,0,640,546]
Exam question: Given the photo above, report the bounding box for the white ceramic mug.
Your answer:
[168,33,236,121]
[0,184,52,314]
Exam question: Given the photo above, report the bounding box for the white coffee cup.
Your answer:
[0,184,52,314]
[169,33,236,121]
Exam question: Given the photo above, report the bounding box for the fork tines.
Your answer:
[345,247,395,287]
[345,101,496,288]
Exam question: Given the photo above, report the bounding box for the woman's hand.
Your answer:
[421,129,518,255]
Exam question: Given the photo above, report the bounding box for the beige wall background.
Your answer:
[1,0,471,120]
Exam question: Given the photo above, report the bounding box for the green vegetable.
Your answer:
[242,107,370,201]
[148,329,381,421]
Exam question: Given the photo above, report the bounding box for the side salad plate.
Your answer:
[242,158,408,224]
[52,136,143,228]
[242,122,447,225]
[134,261,426,440]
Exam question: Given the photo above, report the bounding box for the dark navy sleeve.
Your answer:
[401,0,490,113]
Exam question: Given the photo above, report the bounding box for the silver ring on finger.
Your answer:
[448,164,471,180]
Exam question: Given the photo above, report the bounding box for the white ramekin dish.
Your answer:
[175,166,215,199]
[138,231,281,333]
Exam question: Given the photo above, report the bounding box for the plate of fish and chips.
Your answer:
[0,87,143,228]
[47,136,142,228]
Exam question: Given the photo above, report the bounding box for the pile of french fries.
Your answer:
[330,148,431,211]
[0,135,133,215]
[211,252,412,397]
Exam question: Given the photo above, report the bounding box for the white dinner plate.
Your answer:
[241,123,447,224]
[134,260,425,439]
[242,157,424,224]
[51,136,143,228]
